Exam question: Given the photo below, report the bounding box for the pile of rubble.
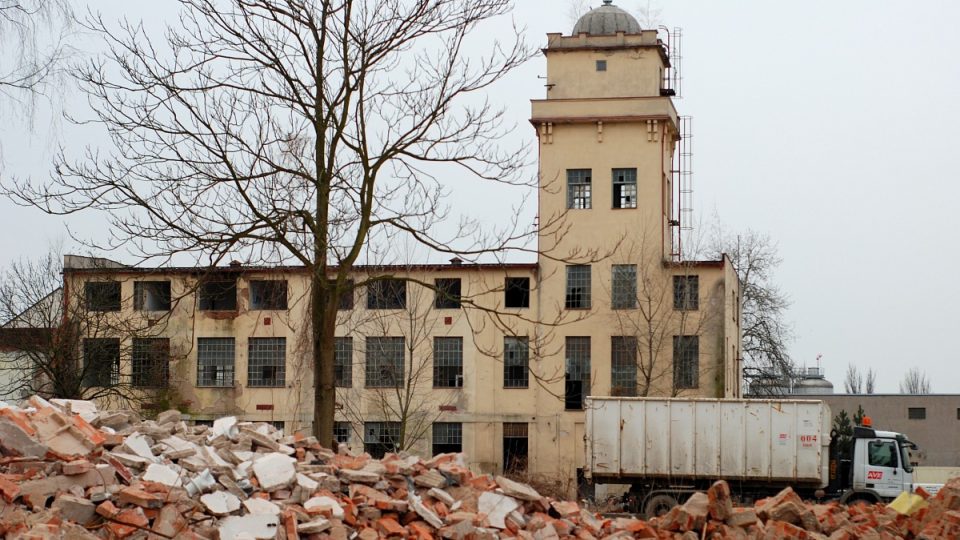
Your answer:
[1,396,959,539]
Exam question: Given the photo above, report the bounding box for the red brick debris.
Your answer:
[1,396,959,539]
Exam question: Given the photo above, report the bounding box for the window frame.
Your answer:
[366,279,407,310]
[673,275,700,311]
[908,407,927,420]
[566,169,592,209]
[249,280,288,311]
[565,265,592,309]
[564,336,591,410]
[334,337,353,388]
[364,421,401,459]
[85,281,121,312]
[433,337,463,388]
[673,335,700,390]
[611,336,638,397]
[611,264,637,309]
[133,281,172,311]
[197,337,235,387]
[247,337,286,388]
[131,337,170,388]
[82,338,120,387]
[432,422,463,455]
[612,168,638,209]
[434,278,462,310]
[198,279,238,311]
[365,336,404,388]
[505,277,530,308]
[503,336,530,388]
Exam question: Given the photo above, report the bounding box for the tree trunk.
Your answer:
[312,272,337,448]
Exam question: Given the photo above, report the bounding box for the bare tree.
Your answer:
[0,0,72,113]
[865,367,876,394]
[4,0,537,442]
[843,364,863,394]
[0,249,178,406]
[709,229,792,393]
[899,367,931,395]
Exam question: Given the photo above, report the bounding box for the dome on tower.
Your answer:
[572,1,642,36]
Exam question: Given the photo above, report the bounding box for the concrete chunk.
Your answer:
[478,491,520,529]
[0,416,48,458]
[218,514,281,540]
[494,476,541,501]
[252,452,297,491]
[243,497,282,515]
[142,463,183,487]
[201,490,241,516]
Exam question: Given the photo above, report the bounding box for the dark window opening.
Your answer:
[673,275,699,311]
[364,421,400,459]
[85,282,121,312]
[673,335,699,390]
[567,169,592,209]
[248,337,286,387]
[434,278,462,309]
[432,422,463,455]
[132,338,170,388]
[197,338,234,387]
[82,338,120,387]
[503,423,528,474]
[367,279,406,309]
[334,422,352,444]
[199,280,237,311]
[331,280,355,310]
[611,336,637,396]
[366,337,404,388]
[250,280,288,310]
[134,281,171,311]
[612,168,637,209]
[565,265,591,309]
[908,407,926,420]
[335,337,353,388]
[433,337,463,388]
[565,337,590,410]
[504,336,529,388]
[505,278,530,308]
[193,419,215,427]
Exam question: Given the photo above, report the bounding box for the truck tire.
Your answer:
[643,493,679,519]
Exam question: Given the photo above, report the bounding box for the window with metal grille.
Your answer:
[565,265,591,309]
[503,423,528,473]
[433,337,463,388]
[134,281,171,311]
[673,275,699,310]
[673,335,699,390]
[132,338,170,388]
[334,422,352,444]
[434,278,462,309]
[365,337,404,387]
[199,279,237,311]
[611,336,637,396]
[565,337,590,410]
[505,277,530,308]
[250,280,288,310]
[85,282,121,312]
[335,337,353,388]
[364,421,400,459]
[330,280,355,310]
[82,338,120,387]
[611,264,637,309]
[247,337,286,387]
[432,422,463,455]
[503,336,529,388]
[197,338,235,387]
[908,407,926,420]
[612,168,637,209]
[566,169,592,209]
[367,279,406,309]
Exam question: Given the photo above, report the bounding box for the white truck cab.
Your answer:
[850,428,915,500]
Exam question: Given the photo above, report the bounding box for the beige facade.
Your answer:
[59,13,742,491]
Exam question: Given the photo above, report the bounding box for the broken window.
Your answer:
[247,337,286,387]
[505,277,530,308]
[611,336,637,396]
[611,264,637,309]
[335,337,353,388]
[199,279,237,311]
[250,280,288,310]
[432,422,463,455]
[434,278,462,309]
[132,338,170,388]
[82,338,120,387]
[367,279,406,309]
[197,337,235,387]
[673,275,699,311]
[134,281,171,311]
[503,336,529,388]
[334,422,352,445]
[502,423,528,473]
[433,337,463,388]
[565,337,590,410]
[673,335,699,390]
[565,265,591,309]
[365,337,404,388]
[612,168,637,209]
[567,169,592,209]
[85,282,121,312]
[364,421,400,459]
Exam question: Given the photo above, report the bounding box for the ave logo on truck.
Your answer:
[867,470,884,480]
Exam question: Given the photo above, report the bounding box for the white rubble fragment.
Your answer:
[296,473,319,491]
[185,469,218,497]
[209,416,239,441]
[478,491,520,529]
[304,496,344,519]
[121,433,159,463]
[252,452,297,491]
[143,463,183,487]
[218,515,281,540]
[410,494,444,528]
[298,518,332,534]
[243,498,281,516]
[50,399,100,423]
[201,490,241,516]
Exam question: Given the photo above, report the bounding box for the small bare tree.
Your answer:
[4,0,539,443]
[843,364,863,394]
[899,367,931,395]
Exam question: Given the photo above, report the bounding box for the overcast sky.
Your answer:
[2,1,959,393]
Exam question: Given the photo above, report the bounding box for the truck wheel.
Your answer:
[643,493,679,519]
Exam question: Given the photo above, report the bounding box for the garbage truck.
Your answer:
[583,397,935,518]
